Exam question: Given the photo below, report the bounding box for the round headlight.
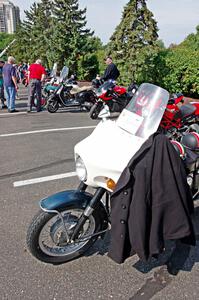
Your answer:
[75,156,87,181]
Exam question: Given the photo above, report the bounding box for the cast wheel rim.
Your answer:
[38,209,95,257]
[48,101,58,112]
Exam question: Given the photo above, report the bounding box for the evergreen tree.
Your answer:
[13,2,40,63]
[107,0,158,84]
[77,36,103,80]
[51,0,93,73]
[13,1,53,66]
[32,0,53,66]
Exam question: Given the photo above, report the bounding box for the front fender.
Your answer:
[40,190,93,213]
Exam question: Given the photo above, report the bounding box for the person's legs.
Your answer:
[8,86,16,111]
[4,86,10,111]
[28,80,36,111]
[0,86,7,108]
[35,80,42,112]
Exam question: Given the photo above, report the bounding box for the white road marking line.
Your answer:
[0,112,26,117]
[0,126,96,137]
[13,171,77,187]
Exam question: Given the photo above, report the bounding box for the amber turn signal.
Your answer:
[106,178,116,191]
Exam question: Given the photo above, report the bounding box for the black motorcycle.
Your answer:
[46,79,97,113]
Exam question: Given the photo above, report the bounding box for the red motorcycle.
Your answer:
[89,80,136,119]
[160,93,199,129]
[130,88,199,133]
[159,93,199,140]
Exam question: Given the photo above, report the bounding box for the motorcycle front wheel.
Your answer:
[89,102,104,119]
[47,99,59,113]
[26,207,101,264]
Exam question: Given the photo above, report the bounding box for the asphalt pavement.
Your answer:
[0,86,199,300]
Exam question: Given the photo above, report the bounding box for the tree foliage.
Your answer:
[0,33,15,60]
[12,1,53,65]
[11,0,102,79]
[107,0,159,84]
[152,25,199,97]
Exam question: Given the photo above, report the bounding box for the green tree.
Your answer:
[152,25,199,97]
[179,25,199,51]
[107,0,158,84]
[13,2,40,63]
[51,0,93,74]
[77,36,104,80]
[13,1,53,66]
[156,48,199,97]
[31,0,53,66]
[0,33,15,60]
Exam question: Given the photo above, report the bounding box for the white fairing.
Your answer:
[75,83,169,189]
[75,120,144,188]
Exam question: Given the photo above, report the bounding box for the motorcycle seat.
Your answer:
[70,85,93,95]
[180,104,196,118]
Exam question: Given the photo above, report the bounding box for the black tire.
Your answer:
[26,207,101,264]
[47,99,59,113]
[89,102,103,119]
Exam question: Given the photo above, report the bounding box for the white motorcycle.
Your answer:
[26,83,199,264]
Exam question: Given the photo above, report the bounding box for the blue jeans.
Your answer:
[4,86,16,111]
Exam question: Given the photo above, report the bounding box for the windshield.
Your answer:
[50,63,57,77]
[116,83,169,139]
[60,66,69,81]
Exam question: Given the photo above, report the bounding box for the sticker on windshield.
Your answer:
[116,109,144,135]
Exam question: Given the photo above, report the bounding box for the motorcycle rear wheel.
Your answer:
[26,207,101,264]
[89,102,103,119]
[47,100,59,113]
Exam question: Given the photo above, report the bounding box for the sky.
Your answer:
[11,0,199,47]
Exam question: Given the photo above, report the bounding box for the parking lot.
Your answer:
[0,90,199,300]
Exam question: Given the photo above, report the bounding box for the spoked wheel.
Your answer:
[89,102,104,119]
[47,99,59,113]
[26,207,101,264]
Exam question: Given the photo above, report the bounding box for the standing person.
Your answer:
[101,56,120,82]
[3,56,18,113]
[0,60,7,109]
[27,59,46,113]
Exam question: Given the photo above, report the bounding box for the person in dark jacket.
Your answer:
[108,132,195,264]
[101,56,120,81]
